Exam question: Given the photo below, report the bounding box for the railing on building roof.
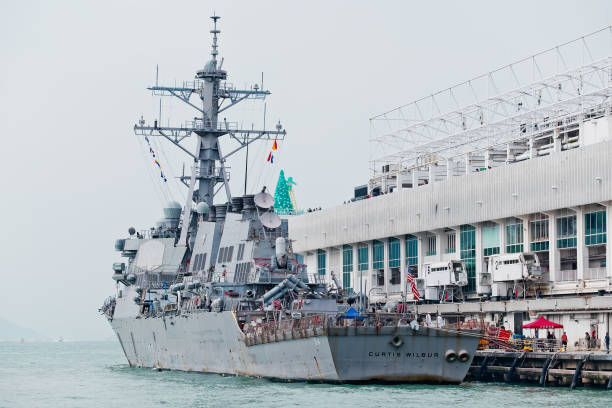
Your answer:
[369,26,612,176]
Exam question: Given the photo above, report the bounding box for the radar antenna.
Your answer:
[133,16,287,246]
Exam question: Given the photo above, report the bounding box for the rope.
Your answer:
[136,133,166,207]
[142,134,171,204]
[248,136,269,192]
[150,135,186,203]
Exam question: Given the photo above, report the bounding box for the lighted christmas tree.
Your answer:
[274,170,294,214]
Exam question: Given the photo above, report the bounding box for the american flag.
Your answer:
[407,270,420,301]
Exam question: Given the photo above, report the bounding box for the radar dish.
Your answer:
[260,212,282,229]
[195,202,210,214]
[254,191,275,209]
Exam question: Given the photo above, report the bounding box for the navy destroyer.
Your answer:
[100,16,480,383]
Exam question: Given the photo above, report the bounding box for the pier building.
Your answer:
[290,27,612,346]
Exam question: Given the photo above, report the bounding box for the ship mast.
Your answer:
[134,15,286,243]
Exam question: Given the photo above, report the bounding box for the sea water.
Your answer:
[1,341,610,408]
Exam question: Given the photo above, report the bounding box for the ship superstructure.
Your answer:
[100,16,480,383]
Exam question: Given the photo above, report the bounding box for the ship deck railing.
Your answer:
[243,314,331,346]
[241,311,455,346]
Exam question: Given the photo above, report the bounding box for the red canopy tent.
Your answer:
[521,316,564,329]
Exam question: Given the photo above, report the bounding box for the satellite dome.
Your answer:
[195,202,210,214]
[128,227,136,236]
[163,201,182,219]
[167,200,181,209]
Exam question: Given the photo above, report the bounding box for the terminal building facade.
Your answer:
[288,29,612,346]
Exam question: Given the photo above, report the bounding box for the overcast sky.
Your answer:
[1,0,610,340]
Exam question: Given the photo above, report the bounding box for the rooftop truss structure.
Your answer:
[369,26,612,173]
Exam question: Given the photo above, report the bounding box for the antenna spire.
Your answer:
[210,15,221,61]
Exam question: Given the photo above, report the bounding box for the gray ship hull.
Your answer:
[110,312,479,383]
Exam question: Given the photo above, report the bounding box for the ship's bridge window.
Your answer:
[192,254,200,271]
[198,253,207,270]
[218,247,226,263]
[226,246,234,263]
[237,244,245,261]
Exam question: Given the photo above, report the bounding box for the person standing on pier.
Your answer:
[561,332,568,351]
[585,332,591,349]
[605,332,610,353]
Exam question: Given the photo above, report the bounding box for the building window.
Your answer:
[530,217,549,252]
[358,245,369,271]
[484,247,500,257]
[376,269,385,286]
[406,235,418,267]
[427,235,437,256]
[342,245,353,289]
[482,224,500,257]
[530,241,550,252]
[390,267,401,285]
[505,220,524,253]
[557,215,577,248]
[446,233,456,253]
[460,225,476,292]
[372,240,384,270]
[317,249,326,275]
[388,238,400,268]
[585,210,607,246]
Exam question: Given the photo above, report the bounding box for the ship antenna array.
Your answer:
[133,15,287,223]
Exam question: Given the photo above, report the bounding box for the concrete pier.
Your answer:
[468,350,612,389]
